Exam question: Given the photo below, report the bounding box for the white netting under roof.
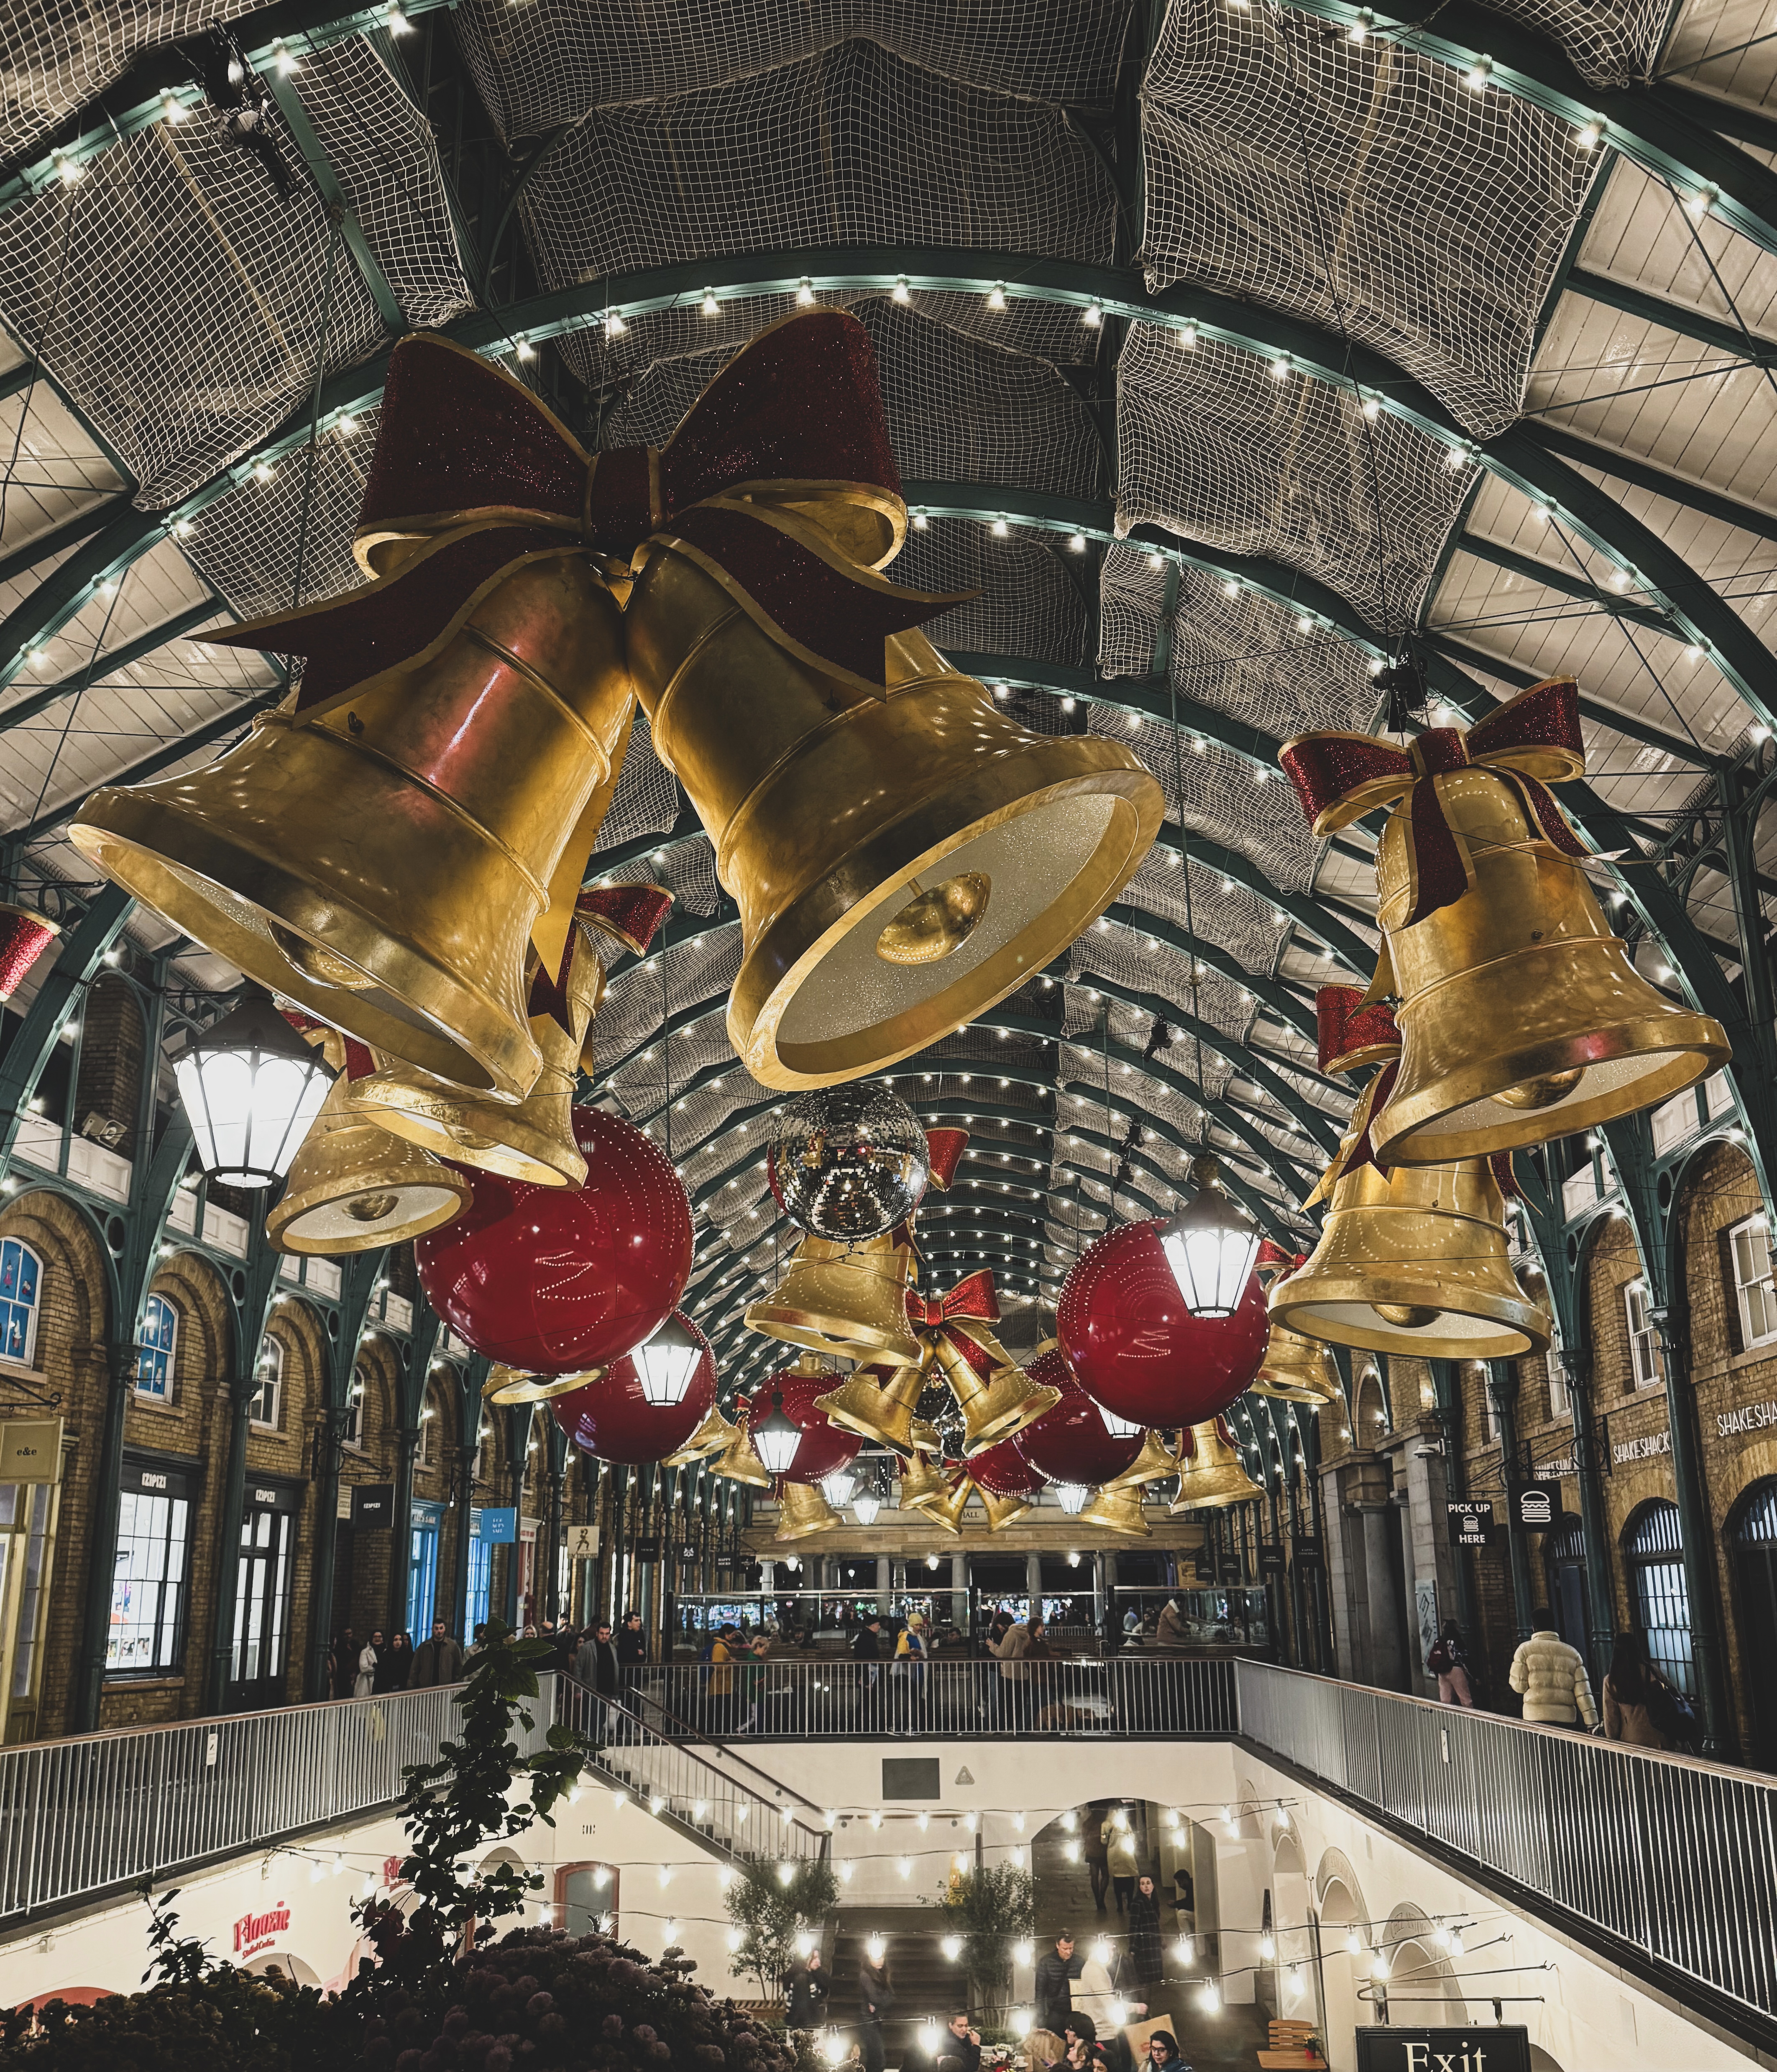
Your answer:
[182,410,377,621]
[289,38,475,330]
[0,121,381,508]
[1120,845,1281,975]
[591,829,724,918]
[1115,328,1476,638]
[457,0,1131,142]
[590,711,682,857]
[608,1008,746,1123]
[0,0,260,159]
[518,40,1115,287]
[1084,697,1324,894]
[1141,5,1597,437]
[1484,0,1672,88]
[598,299,1104,497]
[904,522,1092,665]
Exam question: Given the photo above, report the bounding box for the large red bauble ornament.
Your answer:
[549,1311,716,1464]
[749,1363,862,1484]
[968,1430,1048,1499]
[417,1105,692,1372]
[1013,1346,1144,1486]
[1058,1217,1267,1427]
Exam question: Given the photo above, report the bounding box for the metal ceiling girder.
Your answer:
[1097,899,1315,1041]
[0,596,228,736]
[0,495,133,591]
[8,243,1760,723]
[1270,0,1777,262]
[1532,420,1777,558]
[261,70,406,334]
[1054,1055,1317,1193]
[1454,530,1680,639]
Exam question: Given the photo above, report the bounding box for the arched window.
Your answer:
[249,1338,283,1430]
[135,1294,178,1402]
[1625,1500,1693,1696]
[343,1362,368,1449]
[0,1238,43,1368]
[1731,1483,1777,1770]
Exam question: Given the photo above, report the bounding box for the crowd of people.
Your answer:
[1429,1613,1699,1750]
[326,1610,649,1699]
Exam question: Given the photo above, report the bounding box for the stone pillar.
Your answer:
[1025,1550,1043,1620]
[1359,1504,1404,1691]
[1487,1367,1538,1641]
[875,1555,891,1612]
[1402,1435,1462,1694]
[950,1551,968,1632]
[74,1341,141,1730]
[204,1373,256,1715]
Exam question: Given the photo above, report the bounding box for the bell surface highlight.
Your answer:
[767,1082,931,1238]
[1170,1420,1265,1512]
[816,1360,927,1453]
[1268,1152,1550,1361]
[1250,1322,1345,1407]
[746,1230,922,1365]
[774,1480,843,1542]
[266,1033,472,1255]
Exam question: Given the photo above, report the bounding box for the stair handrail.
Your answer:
[559,1674,831,1840]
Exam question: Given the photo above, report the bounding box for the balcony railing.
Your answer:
[1235,1659,1777,2035]
[635,1654,1239,1739]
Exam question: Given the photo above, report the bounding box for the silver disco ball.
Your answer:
[767,1083,931,1240]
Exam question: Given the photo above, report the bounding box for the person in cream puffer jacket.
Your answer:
[1508,1616,1599,1727]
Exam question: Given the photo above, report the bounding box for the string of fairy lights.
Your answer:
[250,1783,1552,2031]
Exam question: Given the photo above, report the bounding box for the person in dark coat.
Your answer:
[1128,1873,1164,1985]
[859,1950,895,2072]
[575,1619,621,1695]
[330,1627,356,1699]
[930,2011,981,2071]
[617,1611,647,1664]
[786,1951,828,2028]
[1035,1930,1084,2039]
[375,1630,413,1693]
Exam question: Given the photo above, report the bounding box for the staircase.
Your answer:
[824,1905,960,2067]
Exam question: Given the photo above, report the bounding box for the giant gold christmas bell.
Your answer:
[817,1359,927,1453]
[484,1362,593,1406]
[1170,1420,1264,1512]
[920,1473,975,1535]
[266,1030,472,1254]
[72,341,639,1098]
[907,1269,1060,1455]
[775,1480,842,1541]
[664,1401,740,1469]
[1281,678,1728,1164]
[1102,1427,1184,1492]
[1250,1323,1343,1407]
[976,1482,1033,1532]
[1078,1484,1151,1538]
[747,1231,923,1365]
[710,1414,773,1488]
[898,1451,951,1511]
[1270,986,1551,1361]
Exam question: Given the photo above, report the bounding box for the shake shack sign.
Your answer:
[1356,2028,1529,2072]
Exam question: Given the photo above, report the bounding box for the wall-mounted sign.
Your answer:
[1356,2026,1529,2072]
[1291,1533,1322,1564]
[1257,1544,1285,1573]
[1507,1480,1563,1530]
[632,1536,662,1562]
[1447,1499,1493,1548]
[1717,1400,1777,1440]
[1193,1548,1215,1582]
[1613,1428,1671,1466]
[233,1902,291,1960]
[476,1507,517,1544]
[351,1483,394,1530]
[1537,1453,1577,1478]
[676,1541,699,1563]
[565,1524,600,1559]
[0,1418,62,1484]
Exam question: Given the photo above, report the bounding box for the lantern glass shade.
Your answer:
[174,996,336,1187]
[1054,1481,1089,1515]
[632,1312,701,1407]
[852,1490,882,1526]
[821,1467,858,1508]
[754,1390,802,1474]
[1161,1158,1260,1317]
[1099,1406,1141,1439]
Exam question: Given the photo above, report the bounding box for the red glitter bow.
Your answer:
[1279,678,1589,928]
[1315,985,1401,1076]
[924,1128,969,1192]
[280,1008,375,1082]
[206,312,968,714]
[906,1268,1001,1333]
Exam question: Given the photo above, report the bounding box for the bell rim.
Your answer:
[266,1171,474,1254]
[728,734,1163,1089]
[1250,1378,1337,1404]
[744,1302,923,1366]
[1169,1481,1261,1513]
[1374,1019,1731,1164]
[70,789,542,1100]
[1270,1281,1549,1359]
[351,1082,586,1189]
[813,1381,919,1453]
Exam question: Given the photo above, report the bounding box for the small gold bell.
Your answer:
[1250,1325,1344,1407]
[483,1363,596,1406]
[1170,1421,1265,1512]
[1102,1428,1183,1493]
[976,1483,1033,1532]
[928,1327,1060,1454]
[664,1402,739,1469]
[920,1475,975,1535]
[1077,1484,1151,1538]
[898,1452,951,1511]
[710,1420,774,1488]
[774,1481,842,1542]
[816,1361,927,1453]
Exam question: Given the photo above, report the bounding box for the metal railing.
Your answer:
[635,1654,1238,1738]
[553,1677,828,1864]
[1236,1660,1777,2031]
[0,1676,556,1926]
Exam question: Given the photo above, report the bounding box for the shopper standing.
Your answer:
[1427,1619,1474,1707]
[1508,1612,1598,1729]
[1035,1930,1084,2039]
[407,1619,463,1688]
[355,1630,382,1699]
[376,1630,413,1693]
[786,1949,828,2028]
[859,1946,895,2072]
[1104,1806,1139,1914]
[852,1612,884,1729]
[331,1627,357,1699]
[1128,1872,1164,1985]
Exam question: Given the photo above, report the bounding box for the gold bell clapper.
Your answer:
[1281,678,1729,1163]
[1078,1484,1152,1538]
[265,1031,472,1255]
[1250,1324,1344,1407]
[816,1360,927,1453]
[72,340,642,1100]
[663,1401,739,1469]
[1101,1428,1184,1493]
[1270,1150,1551,1361]
[746,1231,923,1365]
[774,1480,842,1542]
[1170,1420,1265,1513]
